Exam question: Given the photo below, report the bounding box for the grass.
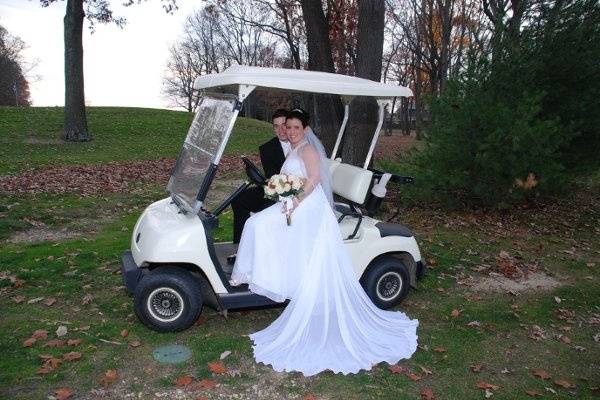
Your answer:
[0,106,273,175]
[1,106,599,399]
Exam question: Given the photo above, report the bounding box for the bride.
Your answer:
[231,109,418,376]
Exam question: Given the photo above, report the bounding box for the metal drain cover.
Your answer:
[152,344,192,364]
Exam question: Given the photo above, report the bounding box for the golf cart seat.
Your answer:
[326,159,373,240]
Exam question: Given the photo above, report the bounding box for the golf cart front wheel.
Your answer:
[134,267,202,332]
[361,256,410,309]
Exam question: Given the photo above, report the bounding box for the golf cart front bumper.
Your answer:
[121,250,146,294]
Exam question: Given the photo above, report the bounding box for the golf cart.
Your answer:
[121,65,426,332]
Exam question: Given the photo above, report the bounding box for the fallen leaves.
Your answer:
[67,338,83,346]
[525,389,543,397]
[27,297,44,304]
[22,337,37,347]
[207,361,227,374]
[56,325,68,337]
[129,340,141,348]
[476,382,500,391]
[81,293,94,305]
[63,352,82,362]
[432,347,447,353]
[470,364,483,373]
[120,329,129,338]
[54,387,73,400]
[495,250,524,279]
[0,156,254,196]
[450,309,461,317]
[554,308,576,324]
[43,339,66,348]
[100,369,119,388]
[553,379,573,389]
[419,365,433,376]
[175,375,194,387]
[388,364,408,374]
[559,335,572,344]
[32,330,48,340]
[196,379,218,390]
[529,325,548,341]
[43,297,57,306]
[387,364,424,381]
[420,388,435,400]
[11,295,26,303]
[532,369,551,380]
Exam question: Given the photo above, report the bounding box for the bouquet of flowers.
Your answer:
[264,173,304,225]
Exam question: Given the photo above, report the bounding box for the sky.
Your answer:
[0,0,200,109]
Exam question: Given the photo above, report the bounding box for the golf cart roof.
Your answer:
[194,65,413,99]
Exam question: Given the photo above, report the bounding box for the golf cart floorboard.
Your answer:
[213,242,253,294]
[213,242,238,276]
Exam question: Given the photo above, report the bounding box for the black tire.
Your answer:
[133,267,202,332]
[360,255,410,309]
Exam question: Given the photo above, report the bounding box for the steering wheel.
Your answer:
[241,156,266,185]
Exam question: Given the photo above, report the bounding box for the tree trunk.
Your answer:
[341,0,385,166]
[64,0,90,141]
[300,0,342,154]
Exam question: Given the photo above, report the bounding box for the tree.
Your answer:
[40,0,176,141]
[162,44,199,112]
[300,0,344,153]
[341,0,385,165]
[212,0,306,69]
[0,25,31,106]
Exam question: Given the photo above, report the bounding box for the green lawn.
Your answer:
[0,106,273,175]
[0,107,599,399]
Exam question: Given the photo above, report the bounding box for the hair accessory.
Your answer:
[291,108,304,114]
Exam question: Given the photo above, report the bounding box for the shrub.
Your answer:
[410,56,567,208]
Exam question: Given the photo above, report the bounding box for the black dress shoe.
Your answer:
[227,253,237,264]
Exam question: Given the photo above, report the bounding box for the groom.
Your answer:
[230,109,290,259]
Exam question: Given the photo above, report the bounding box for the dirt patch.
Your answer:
[471,272,562,293]
[7,226,83,244]
[7,218,111,244]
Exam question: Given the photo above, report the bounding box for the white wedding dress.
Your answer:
[231,138,418,376]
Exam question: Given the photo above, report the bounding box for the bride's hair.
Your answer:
[288,108,309,128]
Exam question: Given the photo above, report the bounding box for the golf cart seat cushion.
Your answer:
[326,158,341,176]
[330,163,373,205]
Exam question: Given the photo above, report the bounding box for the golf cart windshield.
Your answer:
[167,93,238,214]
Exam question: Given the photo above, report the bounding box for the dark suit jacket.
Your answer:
[259,137,286,179]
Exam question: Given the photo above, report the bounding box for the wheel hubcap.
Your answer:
[376,271,403,301]
[147,287,184,323]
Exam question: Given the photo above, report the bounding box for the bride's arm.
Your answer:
[293,145,320,207]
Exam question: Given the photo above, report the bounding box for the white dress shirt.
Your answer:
[280,140,291,157]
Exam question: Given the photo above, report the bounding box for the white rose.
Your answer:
[265,185,276,196]
[291,176,303,190]
[274,180,285,194]
[283,183,291,192]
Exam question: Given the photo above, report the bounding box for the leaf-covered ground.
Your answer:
[0,107,599,399]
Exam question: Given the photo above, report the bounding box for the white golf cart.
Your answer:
[121,65,426,332]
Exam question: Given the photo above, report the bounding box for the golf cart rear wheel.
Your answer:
[361,256,410,309]
[134,267,202,332]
